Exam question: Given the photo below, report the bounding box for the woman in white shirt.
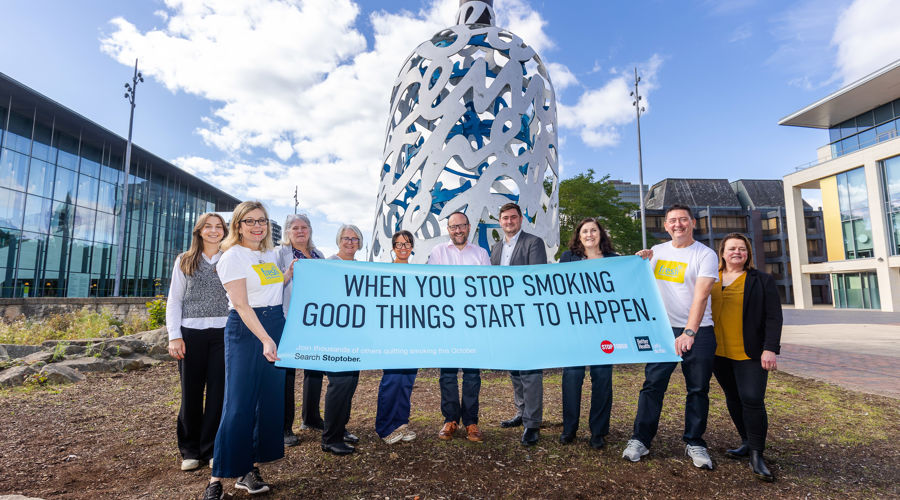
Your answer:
[166,212,229,472]
[203,201,292,500]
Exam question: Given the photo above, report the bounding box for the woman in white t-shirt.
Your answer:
[203,201,292,500]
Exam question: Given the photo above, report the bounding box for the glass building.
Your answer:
[781,59,900,311]
[0,73,239,298]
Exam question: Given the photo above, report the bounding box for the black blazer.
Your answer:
[739,268,783,359]
[559,250,619,262]
[490,231,547,266]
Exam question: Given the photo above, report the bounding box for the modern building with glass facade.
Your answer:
[781,59,900,311]
[0,72,239,298]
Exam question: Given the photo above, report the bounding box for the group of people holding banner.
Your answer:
[165,199,782,499]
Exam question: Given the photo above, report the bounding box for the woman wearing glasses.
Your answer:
[320,224,364,455]
[276,214,326,448]
[203,202,289,500]
[166,212,229,472]
[375,230,418,444]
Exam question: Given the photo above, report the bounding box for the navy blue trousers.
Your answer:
[561,364,612,440]
[375,369,417,438]
[211,307,285,478]
[439,368,481,426]
[631,326,716,448]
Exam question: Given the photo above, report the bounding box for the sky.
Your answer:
[2,0,898,256]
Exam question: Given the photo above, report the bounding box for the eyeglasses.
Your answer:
[448,223,469,231]
[341,237,360,243]
[240,218,268,226]
[393,242,412,249]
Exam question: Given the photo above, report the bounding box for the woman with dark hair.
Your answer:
[375,230,419,444]
[558,218,618,449]
[711,233,781,482]
[276,214,326,447]
[203,201,288,499]
[166,212,229,472]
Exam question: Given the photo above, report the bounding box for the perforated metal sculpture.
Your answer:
[369,0,559,263]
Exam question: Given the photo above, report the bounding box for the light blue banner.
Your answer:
[275,256,680,371]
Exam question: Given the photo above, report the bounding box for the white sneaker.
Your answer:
[622,439,649,462]
[382,428,404,444]
[399,424,416,442]
[685,445,714,470]
[181,458,201,471]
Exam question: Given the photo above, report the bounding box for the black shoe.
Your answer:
[750,450,775,482]
[300,422,324,432]
[521,428,540,446]
[726,443,750,459]
[321,442,356,455]
[202,481,224,500]
[500,415,523,428]
[284,432,300,447]
[558,432,575,444]
[589,435,606,450]
[343,431,360,444]
[235,467,270,495]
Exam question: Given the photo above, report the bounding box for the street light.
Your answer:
[630,67,647,249]
[113,59,143,297]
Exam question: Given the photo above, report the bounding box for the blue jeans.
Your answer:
[439,368,481,426]
[375,369,418,437]
[631,326,716,448]
[212,307,285,478]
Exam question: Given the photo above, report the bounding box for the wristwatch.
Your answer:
[682,328,696,337]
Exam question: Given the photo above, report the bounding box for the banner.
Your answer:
[275,255,680,371]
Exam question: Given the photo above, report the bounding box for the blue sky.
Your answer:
[2,0,897,255]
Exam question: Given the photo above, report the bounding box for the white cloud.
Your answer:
[100,0,646,238]
[558,54,663,148]
[831,0,900,85]
[766,0,849,89]
[728,24,752,43]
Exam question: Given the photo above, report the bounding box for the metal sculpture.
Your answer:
[369,0,559,263]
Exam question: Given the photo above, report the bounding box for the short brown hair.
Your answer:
[717,233,754,272]
[499,202,522,216]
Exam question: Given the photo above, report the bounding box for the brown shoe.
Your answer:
[438,421,458,440]
[466,424,484,442]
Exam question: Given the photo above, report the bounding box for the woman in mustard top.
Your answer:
[711,233,782,483]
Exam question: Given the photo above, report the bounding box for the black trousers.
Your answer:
[713,355,769,451]
[302,370,325,427]
[561,365,612,439]
[176,326,225,461]
[283,368,296,433]
[322,371,359,445]
[439,368,481,426]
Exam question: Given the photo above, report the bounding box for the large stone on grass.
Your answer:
[116,355,162,371]
[1,344,43,359]
[0,494,46,500]
[55,357,119,373]
[0,344,7,360]
[0,365,36,387]
[21,350,53,365]
[39,364,85,384]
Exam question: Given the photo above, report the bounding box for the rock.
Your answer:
[39,364,85,384]
[0,344,7,360]
[132,327,168,347]
[96,325,124,338]
[0,365,36,387]
[103,338,149,354]
[55,357,120,373]
[103,344,134,357]
[64,344,86,356]
[1,344,44,359]
[0,495,46,500]
[21,350,53,365]
[116,355,161,371]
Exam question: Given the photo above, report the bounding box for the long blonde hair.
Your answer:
[220,201,274,252]
[179,213,227,276]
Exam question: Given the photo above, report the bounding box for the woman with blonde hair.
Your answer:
[276,214,326,447]
[203,201,291,499]
[166,212,229,472]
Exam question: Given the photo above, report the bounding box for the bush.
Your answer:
[146,299,166,329]
[0,307,153,345]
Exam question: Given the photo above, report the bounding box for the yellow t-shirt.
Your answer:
[711,271,750,360]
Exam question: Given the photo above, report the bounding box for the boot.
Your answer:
[750,450,775,482]
[726,442,749,459]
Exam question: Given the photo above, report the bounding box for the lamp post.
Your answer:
[293,186,299,214]
[113,59,143,297]
[631,67,647,249]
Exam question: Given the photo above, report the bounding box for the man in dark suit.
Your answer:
[490,202,548,446]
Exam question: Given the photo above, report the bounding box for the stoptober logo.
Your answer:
[634,336,652,352]
[600,340,614,354]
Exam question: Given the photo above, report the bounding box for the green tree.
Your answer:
[553,169,654,258]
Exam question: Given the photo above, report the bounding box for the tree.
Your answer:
[552,169,654,258]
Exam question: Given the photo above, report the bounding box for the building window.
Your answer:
[882,155,900,256]
[832,272,881,309]
[761,217,778,236]
[763,239,780,257]
[827,102,900,158]
[836,167,874,259]
[711,215,747,232]
[765,262,783,279]
[806,239,823,257]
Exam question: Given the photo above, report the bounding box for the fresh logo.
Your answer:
[654,260,687,283]
[600,340,614,354]
[252,263,284,285]
[634,336,652,351]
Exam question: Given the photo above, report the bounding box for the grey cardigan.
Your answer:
[276,244,325,317]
